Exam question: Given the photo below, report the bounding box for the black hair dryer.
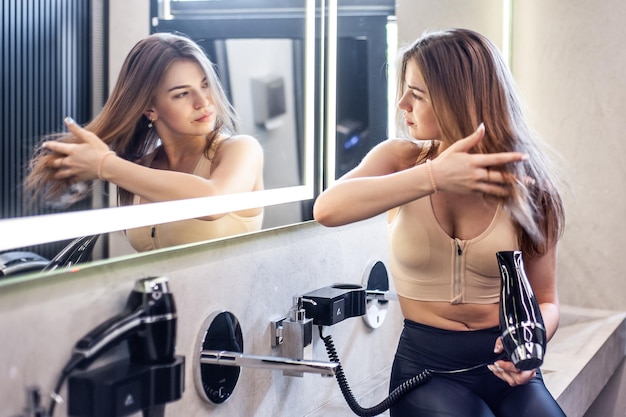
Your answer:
[496,251,547,371]
[56,277,184,417]
[70,276,177,370]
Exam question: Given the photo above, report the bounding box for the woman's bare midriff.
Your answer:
[398,296,500,331]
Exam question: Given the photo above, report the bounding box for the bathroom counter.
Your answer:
[542,305,626,417]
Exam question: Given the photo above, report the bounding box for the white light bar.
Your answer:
[0,186,312,251]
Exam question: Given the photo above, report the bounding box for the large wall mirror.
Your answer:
[0,0,395,285]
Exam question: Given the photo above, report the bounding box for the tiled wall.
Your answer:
[0,217,404,416]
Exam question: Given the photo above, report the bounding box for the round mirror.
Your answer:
[361,260,390,329]
[194,311,244,405]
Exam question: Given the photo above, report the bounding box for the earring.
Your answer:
[148,118,153,129]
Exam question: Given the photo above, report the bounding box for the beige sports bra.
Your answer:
[125,150,264,252]
[387,140,519,304]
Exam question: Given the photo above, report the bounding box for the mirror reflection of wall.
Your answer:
[214,39,304,228]
[334,10,393,180]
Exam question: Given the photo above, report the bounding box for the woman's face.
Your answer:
[147,59,217,141]
[397,59,440,141]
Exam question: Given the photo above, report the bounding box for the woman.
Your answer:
[314,29,566,416]
[25,32,264,251]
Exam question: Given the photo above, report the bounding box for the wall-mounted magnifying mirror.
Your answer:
[194,310,244,405]
[362,260,390,329]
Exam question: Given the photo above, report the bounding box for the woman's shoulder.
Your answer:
[373,138,437,168]
[213,134,263,160]
[218,134,261,149]
[378,137,434,151]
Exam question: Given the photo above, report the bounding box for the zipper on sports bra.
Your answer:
[452,238,464,304]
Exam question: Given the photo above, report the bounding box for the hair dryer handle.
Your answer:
[72,306,145,369]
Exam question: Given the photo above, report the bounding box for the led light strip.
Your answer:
[0,186,312,251]
[502,0,513,68]
[324,0,338,187]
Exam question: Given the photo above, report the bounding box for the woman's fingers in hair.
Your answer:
[481,167,507,184]
[475,153,528,186]
[477,151,529,168]
[451,123,529,166]
[42,117,98,155]
[451,123,486,153]
[64,116,77,126]
[42,140,72,156]
[64,116,102,146]
[479,181,511,198]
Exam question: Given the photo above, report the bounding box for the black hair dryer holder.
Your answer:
[64,276,185,417]
[67,357,184,417]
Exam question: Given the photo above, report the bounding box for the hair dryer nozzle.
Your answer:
[127,277,177,365]
[497,251,546,371]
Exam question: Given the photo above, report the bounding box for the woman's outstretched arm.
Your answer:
[314,125,528,227]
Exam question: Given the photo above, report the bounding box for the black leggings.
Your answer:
[389,320,566,417]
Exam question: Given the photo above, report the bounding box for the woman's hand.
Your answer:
[43,117,112,181]
[430,124,528,196]
[488,337,537,386]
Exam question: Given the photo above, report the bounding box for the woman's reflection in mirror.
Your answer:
[25,32,264,251]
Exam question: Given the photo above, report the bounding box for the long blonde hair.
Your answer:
[25,32,238,206]
[397,28,565,255]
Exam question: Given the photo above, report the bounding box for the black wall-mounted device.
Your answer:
[69,276,177,371]
[67,357,184,417]
[50,276,184,417]
[301,284,366,326]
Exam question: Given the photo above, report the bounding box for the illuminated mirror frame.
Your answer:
[323,0,397,189]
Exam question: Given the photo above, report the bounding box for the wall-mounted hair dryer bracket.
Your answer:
[67,356,184,417]
[53,276,182,417]
[299,284,366,326]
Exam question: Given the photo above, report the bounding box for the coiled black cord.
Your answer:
[318,326,432,417]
